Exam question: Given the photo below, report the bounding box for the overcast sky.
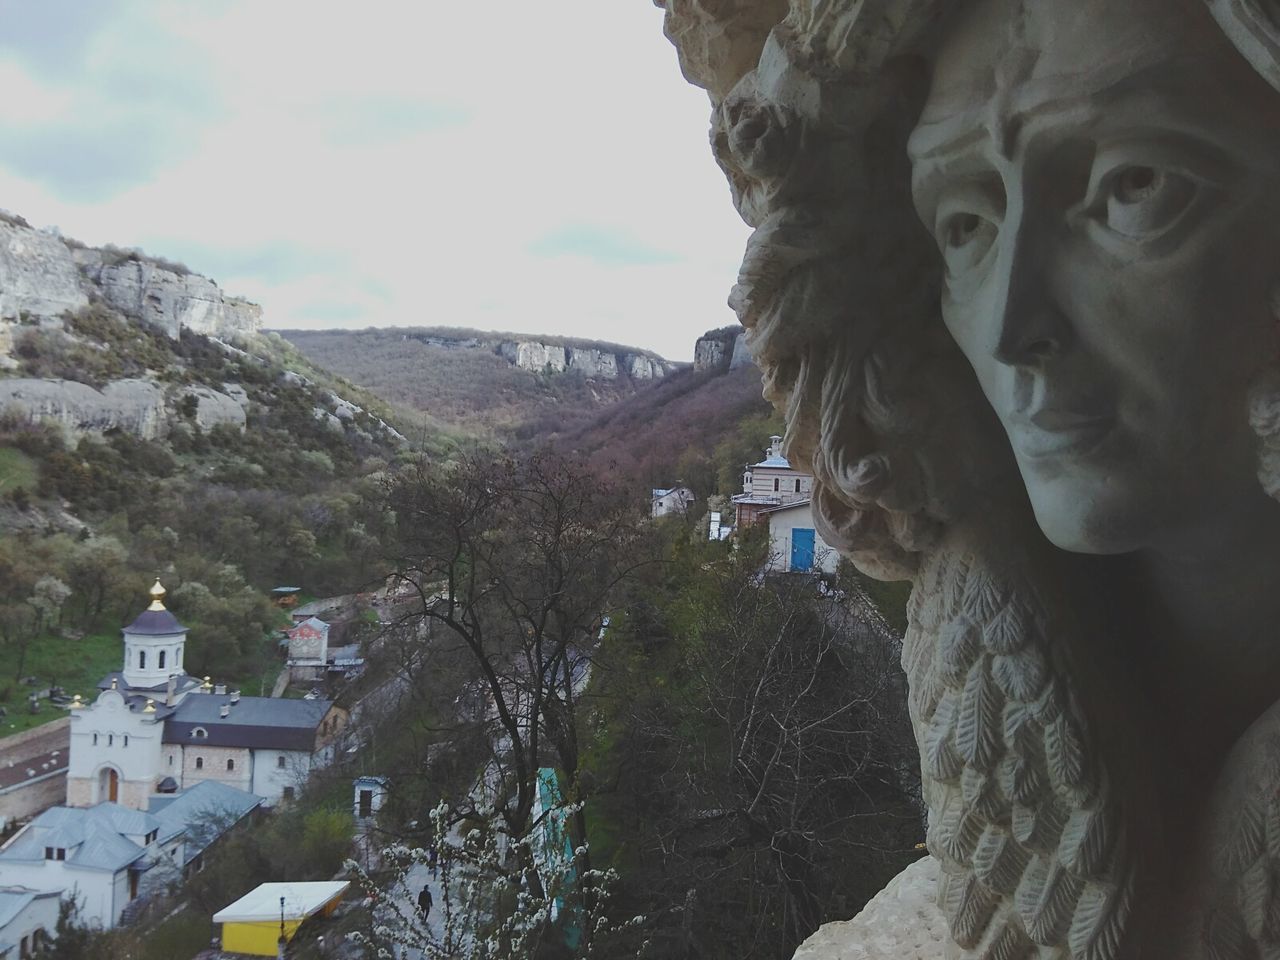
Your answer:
[0,1,751,360]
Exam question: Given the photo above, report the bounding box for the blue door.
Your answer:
[790,528,815,572]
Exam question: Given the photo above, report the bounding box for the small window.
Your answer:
[795,478,801,493]
[195,757,204,770]
[44,847,65,861]
[176,648,182,666]
[108,734,113,747]
[282,786,295,801]
[191,727,207,739]
[92,733,98,746]
[139,650,146,670]
[168,755,173,767]
[159,650,166,669]
[773,478,779,492]
[277,755,286,769]
[123,735,128,748]
[226,758,235,771]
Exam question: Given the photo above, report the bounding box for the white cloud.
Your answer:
[0,0,749,360]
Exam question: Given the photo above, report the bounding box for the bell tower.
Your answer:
[121,579,188,690]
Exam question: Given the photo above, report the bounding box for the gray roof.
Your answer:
[123,608,188,636]
[0,803,157,873]
[149,781,262,864]
[163,694,334,751]
[0,887,59,937]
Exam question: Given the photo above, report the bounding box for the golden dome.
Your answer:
[148,578,167,612]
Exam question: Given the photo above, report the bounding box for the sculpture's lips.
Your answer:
[1009,410,1115,460]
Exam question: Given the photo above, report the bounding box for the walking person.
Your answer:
[417,884,433,920]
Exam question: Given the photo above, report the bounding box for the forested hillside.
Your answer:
[279,326,674,440]
[0,301,428,724]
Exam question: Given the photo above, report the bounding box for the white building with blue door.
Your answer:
[761,499,837,574]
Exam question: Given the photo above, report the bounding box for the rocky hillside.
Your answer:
[693,325,751,372]
[280,326,681,439]
[0,210,260,343]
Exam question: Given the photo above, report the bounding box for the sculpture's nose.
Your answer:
[989,208,1071,368]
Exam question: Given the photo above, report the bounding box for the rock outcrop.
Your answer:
[0,379,169,440]
[0,217,260,343]
[495,339,671,380]
[792,858,946,960]
[0,378,247,440]
[0,222,89,321]
[74,251,262,341]
[693,327,751,372]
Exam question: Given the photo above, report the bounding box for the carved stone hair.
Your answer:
[661,0,1280,955]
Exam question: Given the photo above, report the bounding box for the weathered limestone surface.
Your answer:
[660,0,1280,957]
[74,251,262,341]
[184,385,248,432]
[0,223,89,320]
[0,378,168,439]
[0,378,245,439]
[0,217,260,342]
[496,339,670,379]
[793,858,945,960]
[694,328,752,372]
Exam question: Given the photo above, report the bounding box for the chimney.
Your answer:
[214,683,227,696]
[230,690,241,704]
[166,674,177,707]
[219,703,230,719]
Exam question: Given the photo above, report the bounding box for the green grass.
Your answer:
[0,631,120,737]
[0,627,287,739]
[0,446,37,494]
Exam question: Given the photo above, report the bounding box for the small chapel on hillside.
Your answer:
[65,581,347,811]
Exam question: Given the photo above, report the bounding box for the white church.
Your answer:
[66,581,347,811]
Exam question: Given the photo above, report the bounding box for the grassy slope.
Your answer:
[0,447,36,494]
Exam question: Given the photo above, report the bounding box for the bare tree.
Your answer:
[380,449,658,952]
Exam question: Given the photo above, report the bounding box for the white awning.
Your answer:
[213,881,349,923]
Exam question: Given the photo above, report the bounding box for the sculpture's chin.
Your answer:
[1023,478,1148,557]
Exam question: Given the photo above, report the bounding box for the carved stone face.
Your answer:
[908,0,1280,554]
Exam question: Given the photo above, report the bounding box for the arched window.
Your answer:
[159,650,166,669]
[176,648,182,666]
[123,735,128,748]
[139,650,146,670]
[795,478,801,493]
[226,759,235,771]
[773,478,779,492]
[195,757,204,770]
[108,734,113,747]
[277,755,286,769]
[92,733,98,746]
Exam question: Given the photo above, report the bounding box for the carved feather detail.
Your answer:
[1016,857,1084,944]
[957,659,1004,770]
[905,544,1130,959]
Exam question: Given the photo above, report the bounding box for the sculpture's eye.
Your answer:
[939,211,997,276]
[1098,165,1197,239]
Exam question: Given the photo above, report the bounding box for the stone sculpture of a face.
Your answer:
[908,0,1280,555]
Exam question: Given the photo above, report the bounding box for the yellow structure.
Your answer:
[213,881,349,956]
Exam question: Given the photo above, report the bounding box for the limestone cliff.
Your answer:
[693,326,751,372]
[0,214,261,342]
[495,338,672,380]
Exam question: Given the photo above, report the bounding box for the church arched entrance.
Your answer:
[97,766,119,803]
